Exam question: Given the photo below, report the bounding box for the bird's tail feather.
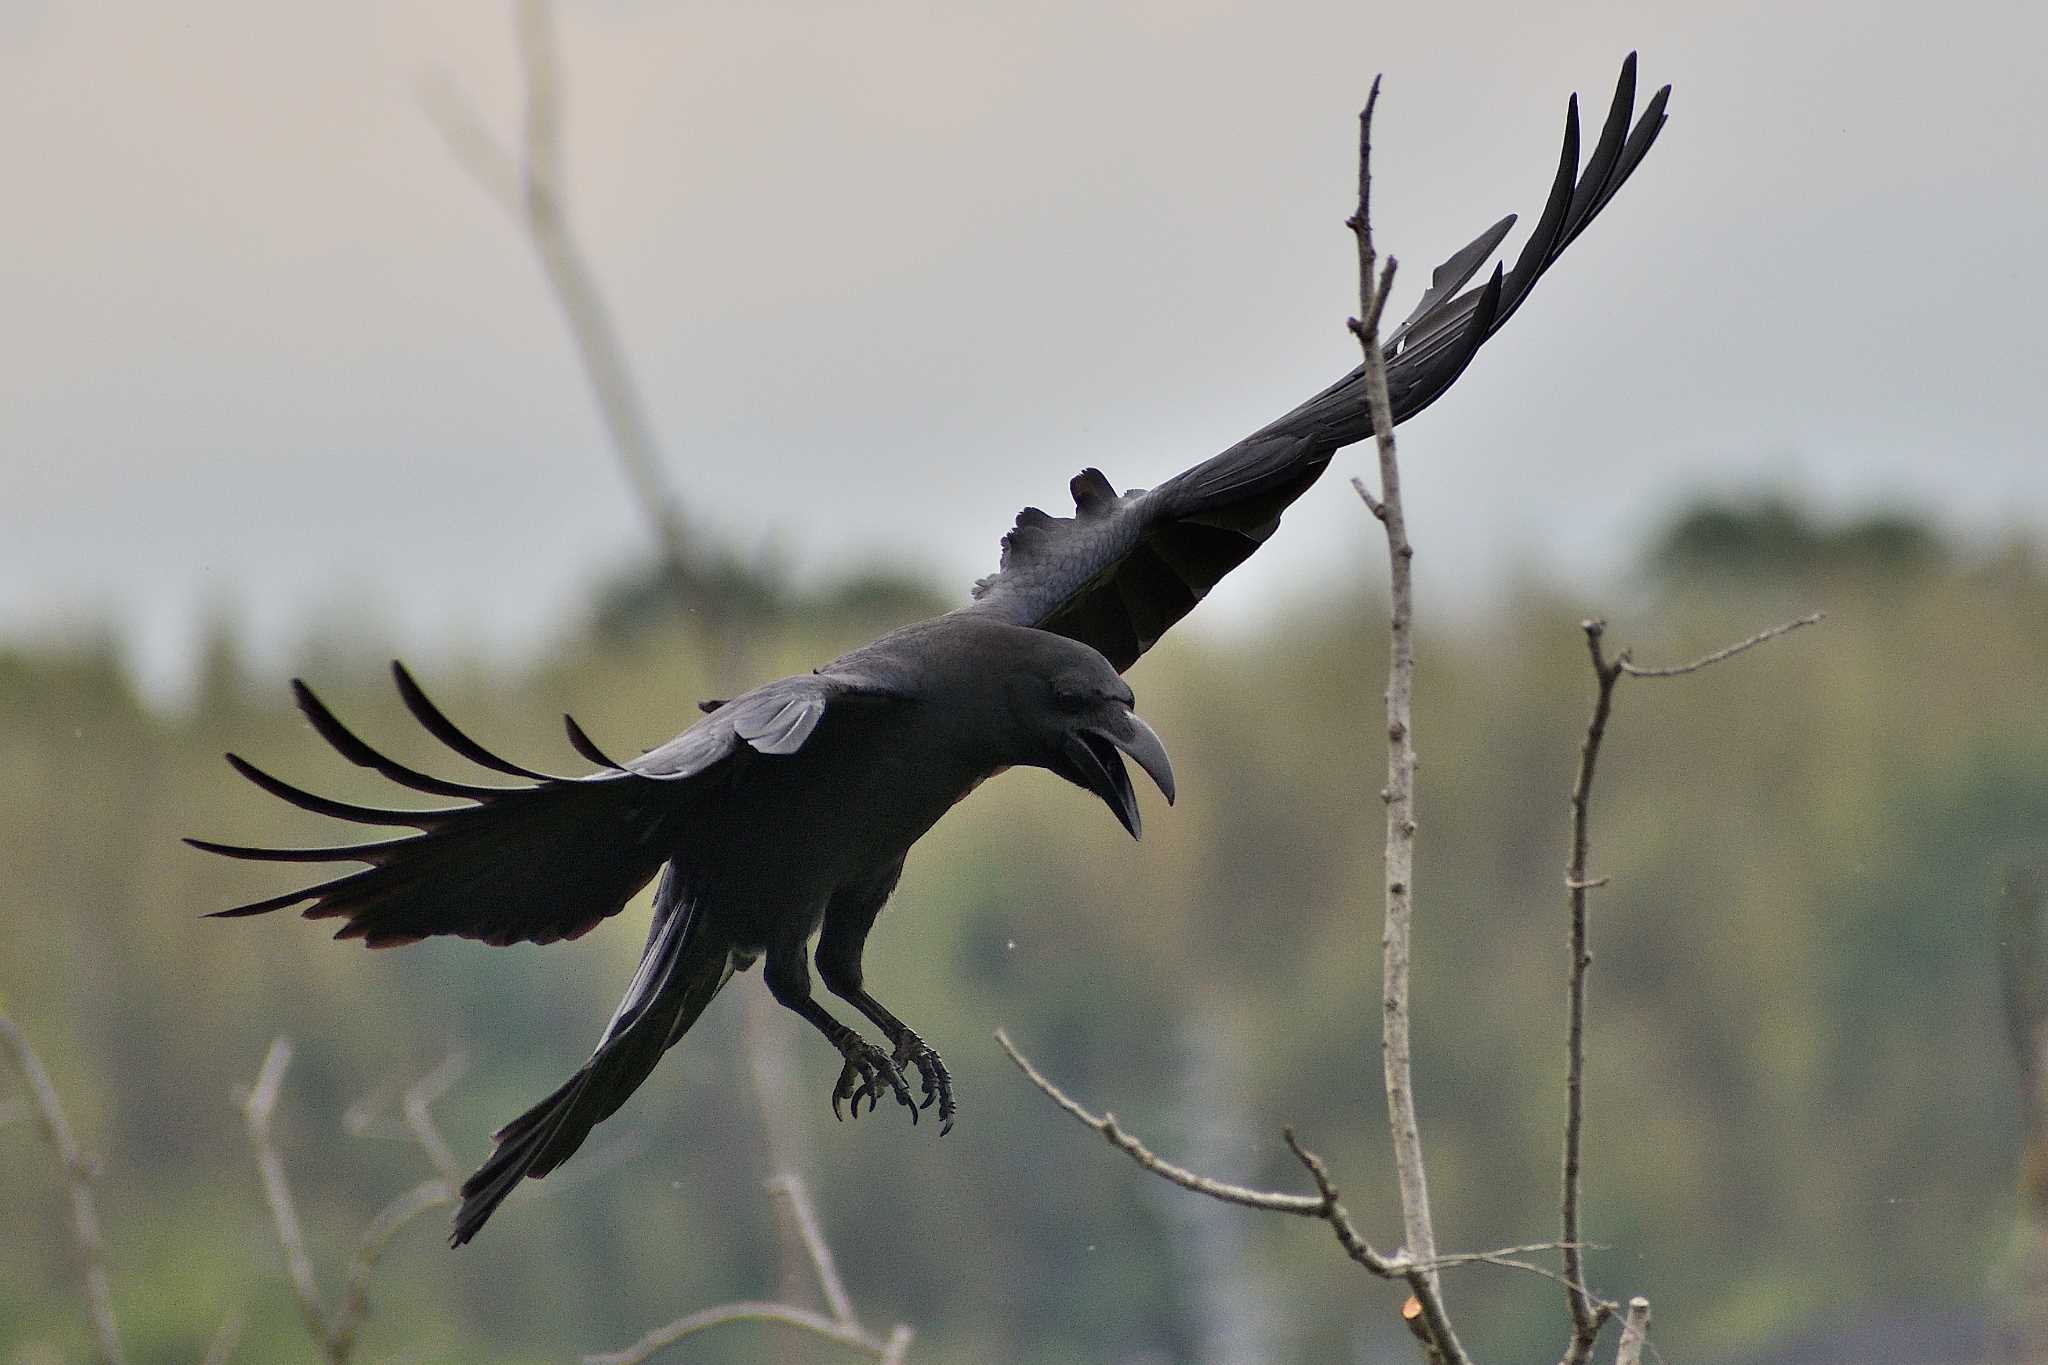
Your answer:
[449,894,733,1246]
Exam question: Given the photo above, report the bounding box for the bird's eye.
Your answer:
[1053,684,1089,712]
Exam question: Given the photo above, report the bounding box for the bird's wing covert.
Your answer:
[963,55,1668,672]
[628,674,842,775]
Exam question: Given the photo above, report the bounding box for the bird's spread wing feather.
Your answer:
[964,55,1669,671]
[188,665,849,947]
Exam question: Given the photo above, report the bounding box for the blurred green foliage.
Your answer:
[1646,495,1951,582]
[2,510,2042,1364]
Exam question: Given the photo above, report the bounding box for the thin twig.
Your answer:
[584,1302,896,1365]
[1279,1128,1401,1274]
[1615,1297,1652,1365]
[241,1039,334,1355]
[771,1173,914,1353]
[588,1177,911,1365]
[1562,621,1623,1361]
[419,0,705,638]
[1558,610,1820,1364]
[331,1179,456,1361]
[1001,1029,1632,1319]
[242,1041,466,1365]
[1615,612,1824,678]
[591,1164,910,1363]
[1351,476,1383,518]
[742,980,822,1317]
[996,1030,1327,1217]
[399,1050,468,1186]
[0,1013,126,1365]
[1348,80,1468,1365]
[415,76,520,214]
[1410,1244,1619,1308]
[766,1174,858,1326]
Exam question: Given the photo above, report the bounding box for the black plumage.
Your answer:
[191,57,1668,1246]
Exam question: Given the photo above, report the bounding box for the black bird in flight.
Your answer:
[192,56,1668,1246]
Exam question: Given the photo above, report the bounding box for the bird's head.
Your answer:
[1009,639,1175,839]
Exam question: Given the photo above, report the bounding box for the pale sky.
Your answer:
[4,0,2043,693]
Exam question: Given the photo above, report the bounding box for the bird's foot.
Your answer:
[891,1029,956,1136]
[831,1034,916,1122]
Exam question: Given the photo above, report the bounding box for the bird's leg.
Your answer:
[761,939,913,1120]
[815,903,956,1135]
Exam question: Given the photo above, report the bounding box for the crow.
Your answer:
[190,56,1668,1246]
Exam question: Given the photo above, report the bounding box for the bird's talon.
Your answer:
[889,1032,956,1135]
[831,1036,915,1126]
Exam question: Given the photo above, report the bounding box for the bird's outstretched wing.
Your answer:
[187,663,851,947]
[964,54,1670,671]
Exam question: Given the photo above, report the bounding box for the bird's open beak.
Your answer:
[1067,709,1176,840]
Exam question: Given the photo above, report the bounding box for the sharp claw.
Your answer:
[829,1034,926,1128]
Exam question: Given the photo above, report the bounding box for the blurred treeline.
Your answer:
[2,501,2043,1364]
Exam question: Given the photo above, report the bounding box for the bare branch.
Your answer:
[416,74,520,215]
[1394,1242,1622,1311]
[1558,609,1817,1362]
[242,1041,464,1364]
[1343,76,1385,344]
[332,1179,455,1361]
[1348,80,1465,1365]
[584,1301,896,1365]
[1615,1297,1652,1365]
[770,1173,914,1353]
[240,1038,334,1355]
[766,1173,858,1326]
[400,1050,468,1186]
[1561,621,1623,1360]
[514,0,563,217]
[1616,612,1825,678]
[1002,1028,1649,1356]
[996,1030,1327,1217]
[419,0,706,640]
[1279,1128,1400,1274]
[1002,1024,1617,1356]
[595,1156,909,1362]
[1350,474,1384,520]
[0,1012,125,1365]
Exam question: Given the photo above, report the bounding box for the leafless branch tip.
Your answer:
[588,1169,911,1364]
[240,1039,461,1365]
[995,1029,1326,1217]
[1617,612,1826,679]
[0,1012,126,1365]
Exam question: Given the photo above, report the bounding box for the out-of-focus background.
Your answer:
[3,2,2044,1363]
